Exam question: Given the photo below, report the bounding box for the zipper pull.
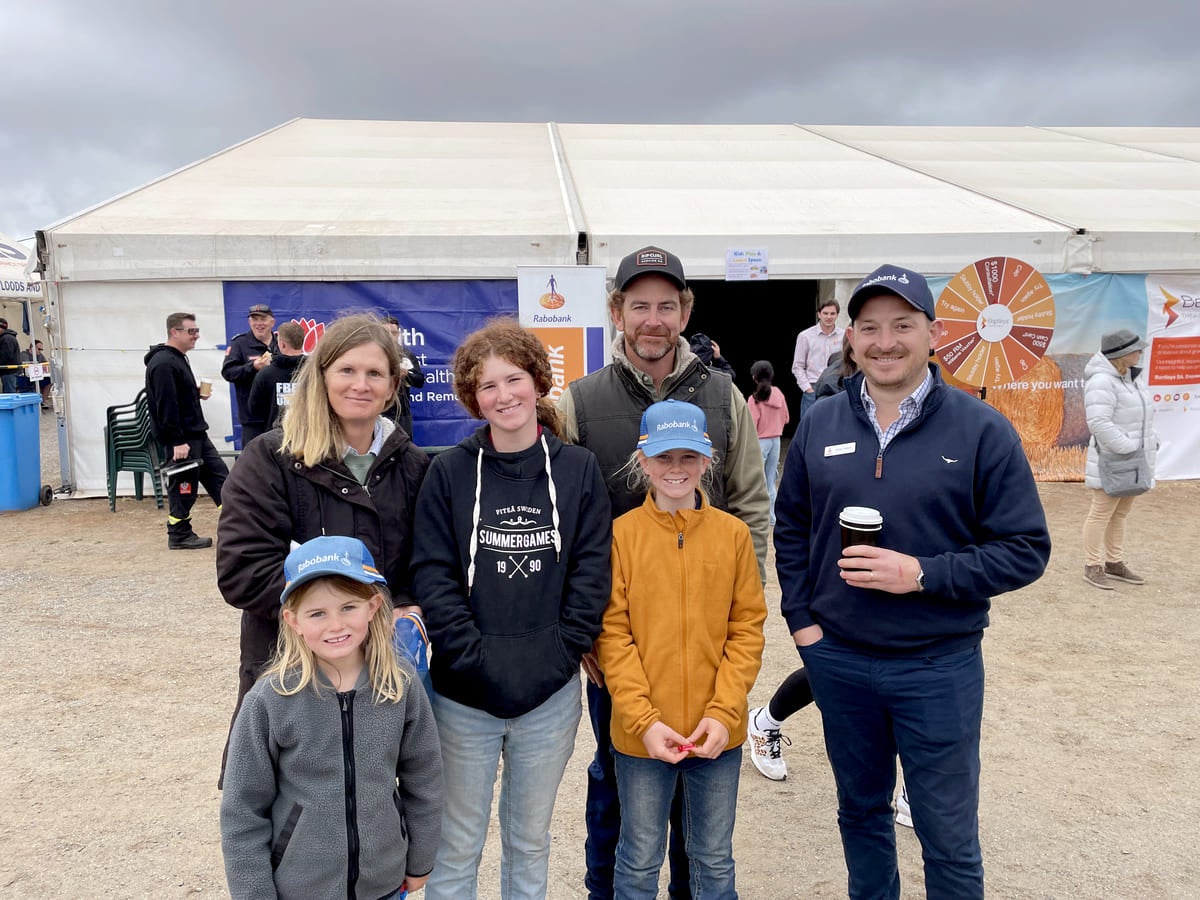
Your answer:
[678,532,684,549]
[875,453,883,479]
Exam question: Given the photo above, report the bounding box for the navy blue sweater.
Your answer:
[774,366,1050,656]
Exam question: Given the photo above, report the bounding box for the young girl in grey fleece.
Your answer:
[221,535,443,900]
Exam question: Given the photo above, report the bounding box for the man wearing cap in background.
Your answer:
[773,264,1051,899]
[558,245,769,900]
[221,303,279,448]
[244,320,306,444]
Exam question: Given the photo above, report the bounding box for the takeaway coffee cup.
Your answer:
[839,506,883,550]
[198,378,213,399]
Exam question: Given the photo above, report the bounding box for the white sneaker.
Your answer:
[894,786,913,828]
[746,707,790,781]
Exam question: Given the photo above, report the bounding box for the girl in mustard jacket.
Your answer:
[597,399,766,900]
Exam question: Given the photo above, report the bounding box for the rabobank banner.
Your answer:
[927,271,1199,482]
[516,266,610,399]
[223,280,516,448]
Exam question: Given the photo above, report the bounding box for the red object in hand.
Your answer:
[676,743,697,752]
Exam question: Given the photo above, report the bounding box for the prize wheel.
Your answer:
[935,257,1056,389]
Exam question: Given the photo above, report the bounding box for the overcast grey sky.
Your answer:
[2,0,1196,240]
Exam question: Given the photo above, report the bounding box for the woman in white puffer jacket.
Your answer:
[1081,329,1157,590]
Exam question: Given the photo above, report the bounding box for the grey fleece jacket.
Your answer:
[220,666,443,900]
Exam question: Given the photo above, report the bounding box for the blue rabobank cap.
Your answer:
[637,399,713,458]
[847,264,935,321]
[281,535,387,605]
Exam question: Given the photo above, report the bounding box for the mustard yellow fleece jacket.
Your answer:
[598,492,766,758]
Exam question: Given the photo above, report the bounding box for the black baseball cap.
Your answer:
[614,246,687,292]
[247,303,273,317]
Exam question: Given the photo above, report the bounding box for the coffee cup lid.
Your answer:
[839,506,883,527]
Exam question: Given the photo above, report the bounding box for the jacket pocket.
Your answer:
[481,624,574,708]
[393,788,409,841]
[270,802,303,870]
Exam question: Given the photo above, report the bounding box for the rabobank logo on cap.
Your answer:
[865,271,909,286]
[656,418,700,434]
[281,535,387,605]
[297,551,353,574]
[637,399,714,458]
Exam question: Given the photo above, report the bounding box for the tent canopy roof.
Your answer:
[43,120,1200,281]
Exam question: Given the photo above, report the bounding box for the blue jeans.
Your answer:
[758,436,781,527]
[426,674,582,900]
[613,748,742,900]
[585,679,692,899]
[798,638,985,900]
[799,390,817,418]
[1,373,17,393]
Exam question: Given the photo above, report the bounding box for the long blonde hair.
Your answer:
[279,314,402,464]
[265,576,408,702]
[620,448,718,502]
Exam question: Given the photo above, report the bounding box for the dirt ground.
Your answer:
[2,414,1198,898]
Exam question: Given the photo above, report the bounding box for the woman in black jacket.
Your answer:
[215,313,430,784]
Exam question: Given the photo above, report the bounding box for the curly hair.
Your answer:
[452,317,561,436]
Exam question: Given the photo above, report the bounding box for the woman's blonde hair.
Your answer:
[451,317,562,437]
[265,576,408,702]
[279,314,402,464]
[619,448,719,502]
[1110,356,1132,376]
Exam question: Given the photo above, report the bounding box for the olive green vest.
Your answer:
[568,360,732,518]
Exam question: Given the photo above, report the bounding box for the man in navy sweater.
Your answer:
[774,264,1050,900]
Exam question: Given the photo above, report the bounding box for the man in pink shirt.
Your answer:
[791,299,844,417]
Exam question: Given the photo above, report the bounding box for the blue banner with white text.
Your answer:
[222,280,517,448]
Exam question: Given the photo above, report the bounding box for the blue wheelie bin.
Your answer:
[0,393,42,511]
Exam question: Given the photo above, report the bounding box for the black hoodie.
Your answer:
[143,343,208,445]
[411,425,612,718]
[245,351,305,432]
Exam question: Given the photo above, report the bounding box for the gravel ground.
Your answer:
[1,414,1197,898]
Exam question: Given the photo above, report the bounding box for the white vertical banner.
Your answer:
[1143,275,1200,480]
[516,266,610,402]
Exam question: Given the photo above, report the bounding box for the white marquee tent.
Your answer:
[32,120,1200,495]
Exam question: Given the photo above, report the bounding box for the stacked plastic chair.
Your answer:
[104,389,166,512]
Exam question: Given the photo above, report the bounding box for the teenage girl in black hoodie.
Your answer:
[411,318,612,899]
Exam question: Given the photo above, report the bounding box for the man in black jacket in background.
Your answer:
[144,312,228,549]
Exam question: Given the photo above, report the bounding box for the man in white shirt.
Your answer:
[791,299,844,417]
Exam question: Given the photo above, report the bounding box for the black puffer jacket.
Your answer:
[216,421,430,619]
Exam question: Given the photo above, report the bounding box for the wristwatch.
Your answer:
[915,569,926,592]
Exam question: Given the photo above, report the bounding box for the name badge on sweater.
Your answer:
[824,442,856,457]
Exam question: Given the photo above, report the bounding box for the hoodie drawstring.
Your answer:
[466,448,483,592]
[542,432,562,562]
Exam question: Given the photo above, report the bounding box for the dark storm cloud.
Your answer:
[2,0,1196,238]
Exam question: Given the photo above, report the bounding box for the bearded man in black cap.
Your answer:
[558,245,769,900]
